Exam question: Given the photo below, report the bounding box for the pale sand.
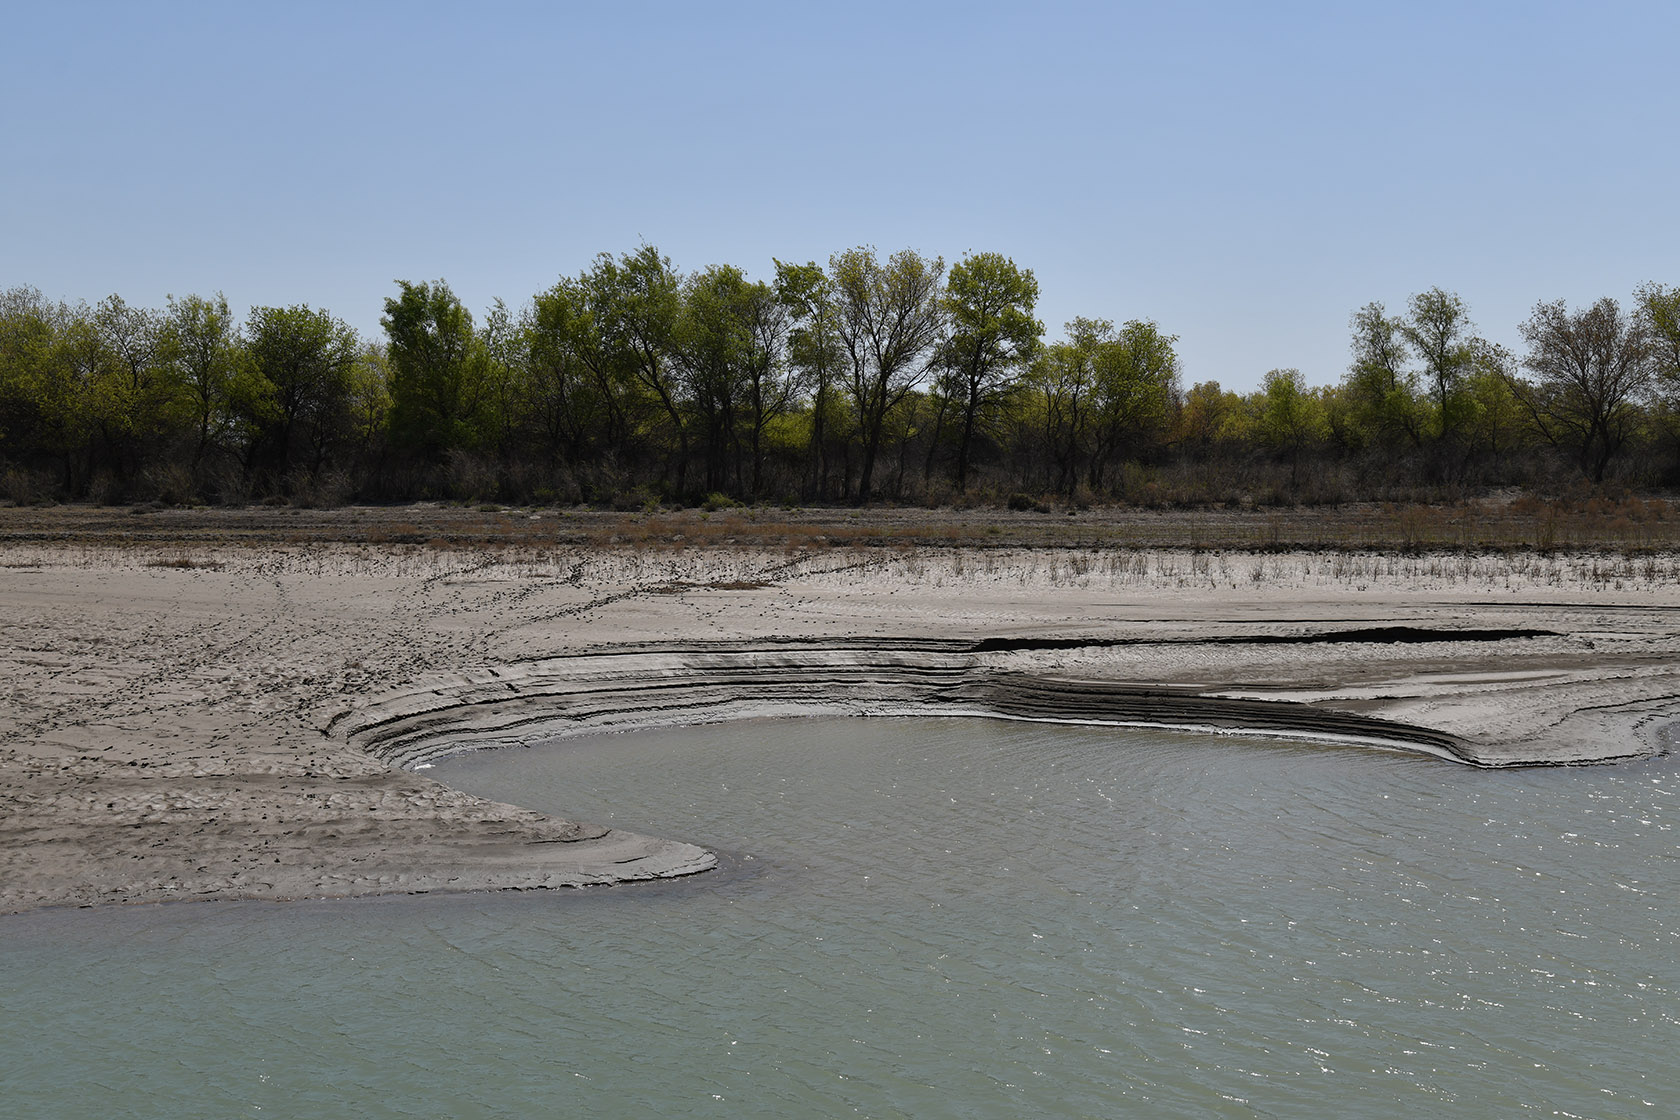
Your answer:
[5,540,1679,914]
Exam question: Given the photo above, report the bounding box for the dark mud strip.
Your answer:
[565,629,1559,659]
[971,627,1559,652]
[972,676,1466,755]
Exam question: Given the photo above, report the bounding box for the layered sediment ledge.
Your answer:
[334,636,1654,773]
[9,538,1680,914]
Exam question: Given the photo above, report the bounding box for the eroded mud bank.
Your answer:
[7,539,1680,914]
[340,645,1474,770]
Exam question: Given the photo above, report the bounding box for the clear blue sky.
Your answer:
[5,1,1675,392]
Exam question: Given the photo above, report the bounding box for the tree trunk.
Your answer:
[955,400,980,493]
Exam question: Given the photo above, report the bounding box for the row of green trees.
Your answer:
[1335,285,1680,485]
[3,248,1678,507]
[0,288,378,502]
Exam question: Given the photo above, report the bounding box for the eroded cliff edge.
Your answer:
[336,632,1677,776]
[7,541,1680,914]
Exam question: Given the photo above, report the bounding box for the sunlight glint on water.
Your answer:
[4,717,1677,1119]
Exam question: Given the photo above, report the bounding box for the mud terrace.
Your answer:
[5,538,1680,914]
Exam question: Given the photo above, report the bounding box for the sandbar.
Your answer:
[5,521,1679,914]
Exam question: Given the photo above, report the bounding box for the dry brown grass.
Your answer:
[2,496,1679,556]
[143,555,225,570]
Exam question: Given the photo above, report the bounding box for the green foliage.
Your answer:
[700,491,739,512]
[478,297,527,459]
[91,293,181,464]
[829,246,946,501]
[7,259,1680,505]
[937,252,1042,491]
[1512,297,1654,482]
[579,246,688,488]
[243,304,362,484]
[675,263,794,497]
[1402,287,1477,442]
[775,259,845,500]
[527,276,623,469]
[677,264,756,492]
[346,345,392,451]
[1019,316,1180,495]
[162,293,243,470]
[1025,317,1104,495]
[1344,301,1423,450]
[1461,343,1527,460]
[1638,283,1680,392]
[1178,380,1247,452]
[1087,319,1179,489]
[0,287,92,467]
[383,279,488,462]
[1255,368,1329,488]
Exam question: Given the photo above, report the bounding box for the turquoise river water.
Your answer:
[4,717,1679,1118]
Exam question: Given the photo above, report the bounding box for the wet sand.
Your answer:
[5,527,1679,914]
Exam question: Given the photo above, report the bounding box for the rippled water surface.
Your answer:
[6,718,1680,1118]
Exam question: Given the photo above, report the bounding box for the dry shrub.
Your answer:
[1,468,55,505]
[137,463,198,505]
[145,554,224,570]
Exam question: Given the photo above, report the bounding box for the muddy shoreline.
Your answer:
[343,647,1476,770]
[6,510,1680,914]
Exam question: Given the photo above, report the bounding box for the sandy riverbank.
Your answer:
[5,528,1680,914]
